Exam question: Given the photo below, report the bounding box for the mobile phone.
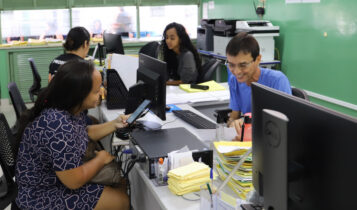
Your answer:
[126,99,151,125]
[190,84,209,90]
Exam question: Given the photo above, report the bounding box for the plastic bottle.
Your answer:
[216,114,225,141]
[157,157,164,184]
[214,109,232,141]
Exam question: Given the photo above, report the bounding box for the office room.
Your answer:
[0,0,356,209]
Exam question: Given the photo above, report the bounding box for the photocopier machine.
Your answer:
[197,19,280,61]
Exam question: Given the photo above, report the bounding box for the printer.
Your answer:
[213,19,240,56]
[213,20,280,62]
[197,19,216,51]
[236,20,279,61]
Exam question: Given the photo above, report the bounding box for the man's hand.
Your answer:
[232,118,244,141]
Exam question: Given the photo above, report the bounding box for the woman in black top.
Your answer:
[48,26,90,82]
[160,22,201,85]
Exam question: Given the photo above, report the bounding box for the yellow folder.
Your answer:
[179,80,226,93]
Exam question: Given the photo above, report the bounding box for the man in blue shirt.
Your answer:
[226,32,291,140]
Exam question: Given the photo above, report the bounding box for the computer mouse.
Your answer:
[137,120,162,131]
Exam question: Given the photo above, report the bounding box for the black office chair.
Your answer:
[28,58,45,102]
[7,82,27,120]
[0,113,19,210]
[292,87,310,101]
[8,82,28,136]
[138,41,160,58]
[197,58,221,83]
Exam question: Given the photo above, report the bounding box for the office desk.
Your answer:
[98,85,232,210]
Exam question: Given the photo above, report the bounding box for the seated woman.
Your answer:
[15,60,129,210]
[48,26,90,82]
[159,22,202,85]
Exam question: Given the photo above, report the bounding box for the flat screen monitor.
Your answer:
[251,82,357,210]
[103,31,124,55]
[125,53,167,121]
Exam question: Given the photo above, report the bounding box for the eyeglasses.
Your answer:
[225,59,255,70]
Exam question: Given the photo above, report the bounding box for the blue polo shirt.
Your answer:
[228,67,292,114]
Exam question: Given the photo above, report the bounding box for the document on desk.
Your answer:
[167,92,225,104]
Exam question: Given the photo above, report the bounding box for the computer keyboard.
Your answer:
[172,110,216,129]
[241,204,264,210]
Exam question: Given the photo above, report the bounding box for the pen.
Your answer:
[206,183,213,208]
[210,168,213,190]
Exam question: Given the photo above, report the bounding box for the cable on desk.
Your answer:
[161,117,179,126]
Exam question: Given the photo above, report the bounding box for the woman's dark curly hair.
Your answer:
[161,22,201,80]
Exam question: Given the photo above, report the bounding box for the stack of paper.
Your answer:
[214,141,253,199]
[167,162,210,195]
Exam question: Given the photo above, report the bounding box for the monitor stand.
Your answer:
[262,109,289,210]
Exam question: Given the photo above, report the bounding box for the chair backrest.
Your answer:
[138,41,160,58]
[8,82,27,120]
[0,113,18,208]
[0,113,17,185]
[28,58,42,101]
[292,87,310,101]
[197,58,221,83]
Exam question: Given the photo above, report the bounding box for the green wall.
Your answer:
[204,0,357,117]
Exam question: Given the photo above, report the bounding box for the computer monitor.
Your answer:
[103,31,124,55]
[251,82,357,210]
[125,53,167,121]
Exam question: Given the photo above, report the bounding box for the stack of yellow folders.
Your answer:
[214,141,253,200]
[167,162,210,195]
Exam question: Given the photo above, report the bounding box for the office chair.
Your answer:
[28,58,45,102]
[8,82,27,136]
[197,58,221,83]
[0,113,19,210]
[7,82,27,120]
[138,41,160,58]
[292,87,310,101]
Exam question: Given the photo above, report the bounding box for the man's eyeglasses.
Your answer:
[225,60,254,70]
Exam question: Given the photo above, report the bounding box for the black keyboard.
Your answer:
[172,110,216,129]
[241,204,264,210]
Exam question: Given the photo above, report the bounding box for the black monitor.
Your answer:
[103,31,124,54]
[125,53,167,121]
[251,82,357,210]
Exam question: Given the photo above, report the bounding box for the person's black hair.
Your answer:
[63,26,90,51]
[15,60,95,157]
[226,32,260,61]
[161,22,202,80]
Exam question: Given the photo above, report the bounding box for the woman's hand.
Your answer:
[95,150,115,165]
[114,114,130,129]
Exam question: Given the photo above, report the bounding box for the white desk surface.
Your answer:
[99,84,234,210]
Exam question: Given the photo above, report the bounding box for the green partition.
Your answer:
[203,0,357,117]
[0,42,145,102]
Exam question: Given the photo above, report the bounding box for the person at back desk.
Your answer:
[159,22,202,85]
[48,26,90,82]
[226,32,292,141]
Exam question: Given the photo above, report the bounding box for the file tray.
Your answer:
[131,127,213,179]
